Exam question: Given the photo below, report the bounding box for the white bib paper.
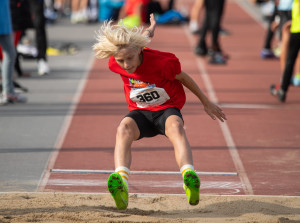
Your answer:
[130,84,170,108]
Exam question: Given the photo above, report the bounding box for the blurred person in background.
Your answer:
[0,0,27,105]
[275,0,298,74]
[260,0,279,58]
[270,0,300,102]
[28,0,50,75]
[193,0,227,65]
[10,0,33,78]
[278,20,300,86]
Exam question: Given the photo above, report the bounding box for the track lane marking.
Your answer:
[37,54,95,192]
[50,169,238,176]
[46,179,243,194]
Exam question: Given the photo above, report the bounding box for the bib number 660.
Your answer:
[136,91,160,102]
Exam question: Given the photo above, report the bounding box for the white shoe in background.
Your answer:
[8,93,27,103]
[0,95,9,105]
[38,59,50,75]
[0,93,27,105]
[71,12,80,24]
[17,43,38,58]
[77,9,88,23]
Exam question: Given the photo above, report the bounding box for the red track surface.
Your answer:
[40,1,300,196]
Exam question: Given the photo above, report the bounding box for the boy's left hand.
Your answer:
[204,101,227,122]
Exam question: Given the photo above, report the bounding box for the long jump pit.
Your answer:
[0,192,299,223]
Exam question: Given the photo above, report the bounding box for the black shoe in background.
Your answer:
[270,84,286,102]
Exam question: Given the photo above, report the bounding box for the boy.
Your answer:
[93,14,226,209]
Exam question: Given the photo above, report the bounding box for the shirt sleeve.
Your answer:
[108,56,122,74]
[163,57,181,81]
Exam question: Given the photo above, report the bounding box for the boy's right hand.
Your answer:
[148,13,156,37]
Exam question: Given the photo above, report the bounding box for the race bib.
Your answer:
[130,84,170,108]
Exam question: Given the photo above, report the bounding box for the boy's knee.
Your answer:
[166,119,185,136]
[116,121,137,140]
[117,123,130,135]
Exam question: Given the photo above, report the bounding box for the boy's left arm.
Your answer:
[176,71,227,122]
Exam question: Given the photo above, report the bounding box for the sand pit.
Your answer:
[0,193,299,223]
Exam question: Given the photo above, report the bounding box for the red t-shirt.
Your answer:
[108,48,186,111]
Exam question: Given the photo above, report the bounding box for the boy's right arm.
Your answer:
[143,13,156,38]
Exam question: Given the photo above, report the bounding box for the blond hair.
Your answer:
[93,21,150,59]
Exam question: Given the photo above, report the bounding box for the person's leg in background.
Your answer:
[0,35,15,97]
[194,0,208,56]
[0,34,27,104]
[277,20,300,86]
[205,0,227,64]
[270,32,300,102]
[209,0,225,52]
[189,0,204,34]
[28,0,50,75]
[281,33,300,92]
[279,21,292,72]
[261,0,278,59]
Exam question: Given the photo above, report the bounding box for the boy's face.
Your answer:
[114,47,142,73]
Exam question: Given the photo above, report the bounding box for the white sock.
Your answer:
[180,164,194,177]
[115,166,130,189]
[189,20,199,32]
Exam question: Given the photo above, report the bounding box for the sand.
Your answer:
[0,193,299,223]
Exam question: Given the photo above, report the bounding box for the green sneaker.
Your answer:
[183,170,200,205]
[107,172,128,210]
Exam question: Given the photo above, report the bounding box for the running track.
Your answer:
[39,1,300,196]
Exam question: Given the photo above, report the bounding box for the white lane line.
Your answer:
[47,179,242,194]
[183,25,254,195]
[47,179,242,190]
[37,54,95,192]
[1,191,299,198]
[50,169,238,176]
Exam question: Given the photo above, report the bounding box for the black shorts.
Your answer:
[125,107,183,139]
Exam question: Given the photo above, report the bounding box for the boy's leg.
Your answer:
[108,117,140,210]
[165,115,200,205]
[114,117,140,168]
[165,115,193,167]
